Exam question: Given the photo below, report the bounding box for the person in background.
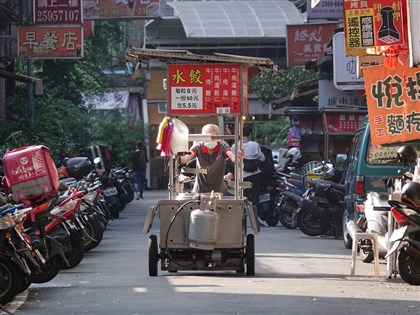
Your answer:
[179,124,241,194]
[130,140,148,200]
[231,125,265,210]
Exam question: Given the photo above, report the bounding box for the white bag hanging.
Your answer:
[170,118,189,154]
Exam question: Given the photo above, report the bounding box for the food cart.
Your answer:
[126,49,275,276]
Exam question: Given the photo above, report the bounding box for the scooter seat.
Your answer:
[289,173,304,181]
[287,178,304,189]
[318,180,345,192]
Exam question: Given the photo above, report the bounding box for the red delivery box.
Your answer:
[2,145,59,203]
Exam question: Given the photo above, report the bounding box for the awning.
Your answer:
[0,69,44,95]
[167,0,303,38]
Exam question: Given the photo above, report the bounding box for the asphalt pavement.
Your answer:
[3,189,419,315]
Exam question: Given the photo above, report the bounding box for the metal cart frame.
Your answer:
[127,49,275,276]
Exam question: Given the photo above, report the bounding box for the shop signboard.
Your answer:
[83,91,129,110]
[286,22,336,67]
[33,0,82,25]
[318,79,366,110]
[167,64,247,115]
[307,0,343,20]
[83,0,160,20]
[356,54,385,79]
[18,26,83,59]
[324,113,364,133]
[333,32,364,90]
[364,64,420,145]
[343,0,405,56]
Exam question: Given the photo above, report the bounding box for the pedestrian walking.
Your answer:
[130,140,148,200]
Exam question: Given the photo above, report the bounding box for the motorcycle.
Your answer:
[295,177,345,237]
[359,191,391,263]
[22,196,70,284]
[385,181,420,285]
[275,172,306,229]
[0,204,39,304]
[113,167,135,204]
[257,178,281,226]
[359,144,419,264]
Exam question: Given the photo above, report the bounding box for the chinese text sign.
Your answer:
[18,26,83,59]
[325,113,363,133]
[364,64,420,145]
[286,23,337,67]
[168,64,247,115]
[344,0,405,56]
[34,0,82,25]
[83,0,160,19]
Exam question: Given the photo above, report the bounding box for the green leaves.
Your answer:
[249,67,318,105]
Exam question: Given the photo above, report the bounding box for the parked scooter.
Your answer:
[386,181,420,285]
[359,144,419,264]
[257,178,281,226]
[275,172,306,229]
[359,191,391,262]
[292,156,347,237]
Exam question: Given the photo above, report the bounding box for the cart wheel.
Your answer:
[246,234,255,276]
[148,234,158,277]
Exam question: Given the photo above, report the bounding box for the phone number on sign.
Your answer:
[36,10,81,23]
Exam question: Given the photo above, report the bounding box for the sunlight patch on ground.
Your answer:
[133,287,148,293]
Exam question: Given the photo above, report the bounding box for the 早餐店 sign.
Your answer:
[34,0,82,25]
[18,26,83,59]
[343,0,405,56]
[167,64,248,115]
[363,64,420,145]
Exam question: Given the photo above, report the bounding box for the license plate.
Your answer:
[259,193,270,203]
[103,187,118,197]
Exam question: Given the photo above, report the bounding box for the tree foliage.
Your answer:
[2,21,147,166]
[89,110,148,165]
[249,67,318,104]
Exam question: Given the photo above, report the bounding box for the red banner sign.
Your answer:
[34,0,82,25]
[168,64,247,115]
[325,113,364,133]
[18,26,83,59]
[363,64,420,144]
[343,0,406,56]
[83,0,160,20]
[286,23,337,67]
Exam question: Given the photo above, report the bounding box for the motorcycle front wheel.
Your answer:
[398,250,420,285]
[61,231,85,269]
[297,208,331,236]
[30,255,61,284]
[277,199,298,229]
[0,257,20,305]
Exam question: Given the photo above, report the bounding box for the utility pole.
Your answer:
[24,0,34,132]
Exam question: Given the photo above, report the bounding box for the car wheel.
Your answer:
[343,210,353,249]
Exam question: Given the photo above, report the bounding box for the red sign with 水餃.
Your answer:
[167,64,248,115]
[363,64,420,145]
[34,0,82,25]
[343,0,406,56]
[18,26,83,59]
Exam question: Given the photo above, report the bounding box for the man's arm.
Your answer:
[179,151,196,164]
[226,149,243,163]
